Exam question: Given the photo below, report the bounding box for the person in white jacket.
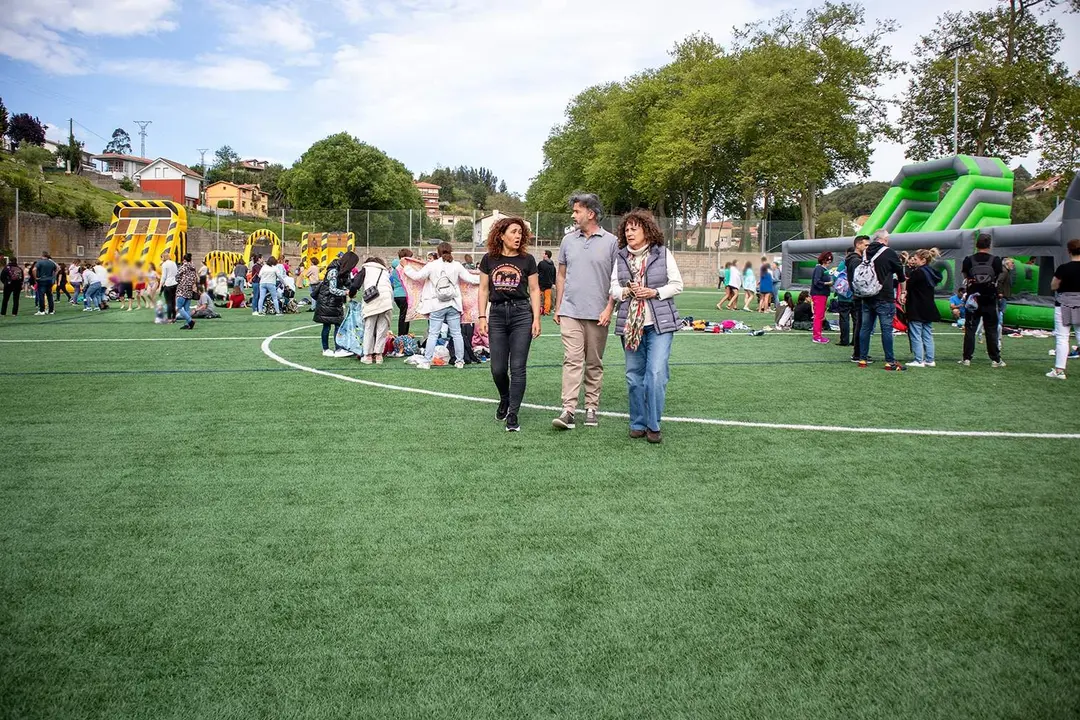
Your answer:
[351,257,395,364]
[403,242,480,369]
[256,256,286,315]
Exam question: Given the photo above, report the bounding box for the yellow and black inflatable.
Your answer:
[98,200,187,271]
[244,229,282,263]
[299,231,355,271]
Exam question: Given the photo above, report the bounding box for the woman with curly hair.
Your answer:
[477,217,541,432]
[609,209,684,444]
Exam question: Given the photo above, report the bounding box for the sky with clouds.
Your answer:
[1,0,1077,198]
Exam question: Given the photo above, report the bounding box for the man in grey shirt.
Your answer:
[552,192,617,430]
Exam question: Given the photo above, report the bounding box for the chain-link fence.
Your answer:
[764,221,806,253]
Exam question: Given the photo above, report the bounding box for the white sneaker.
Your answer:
[252,311,259,316]
[360,356,373,364]
[1046,368,1067,380]
[47,311,54,314]
[958,359,970,366]
[924,361,936,367]
[82,307,92,312]
[415,361,431,370]
[322,349,335,357]
[454,361,464,369]
[332,349,352,358]
[908,361,925,368]
[34,311,45,315]
[991,360,1006,368]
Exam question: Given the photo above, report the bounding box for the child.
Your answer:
[227,286,246,309]
[775,291,795,330]
[949,287,967,327]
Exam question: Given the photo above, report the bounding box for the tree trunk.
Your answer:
[742,190,755,252]
[799,182,819,240]
[680,191,688,251]
[698,188,709,252]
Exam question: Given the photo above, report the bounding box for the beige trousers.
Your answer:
[560,317,611,412]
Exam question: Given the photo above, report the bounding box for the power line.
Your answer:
[72,120,110,143]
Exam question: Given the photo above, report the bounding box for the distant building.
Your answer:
[239,159,271,172]
[415,181,441,217]
[851,215,871,232]
[1025,176,1063,196]
[205,181,269,217]
[43,138,94,171]
[134,158,204,208]
[473,210,531,246]
[92,152,152,181]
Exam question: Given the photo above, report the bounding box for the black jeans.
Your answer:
[835,300,852,345]
[850,299,864,358]
[2,282,21,315]
[394,296,409,336]
[55,282,71,301]
[163,285,177,320]
[963,300,1001,362]
[489,301,534,414]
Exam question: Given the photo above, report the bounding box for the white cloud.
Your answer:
[0,0,177,74]
[215,1,318,54]
[335,0,371,24]
[101,55,290,91]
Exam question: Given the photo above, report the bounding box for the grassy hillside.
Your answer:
[0,152,126,225]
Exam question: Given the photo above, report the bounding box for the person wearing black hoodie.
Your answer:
[845,235,869,362]
[960,233,1004,367]
[856,229,906,371]
[904,248,942,367]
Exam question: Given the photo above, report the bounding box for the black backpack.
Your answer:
[967,255,997,289]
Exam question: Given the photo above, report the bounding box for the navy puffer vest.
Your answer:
[614,245,680,335]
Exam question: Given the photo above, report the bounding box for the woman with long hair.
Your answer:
[351,256,394,364]
[904,248,942,367]
[403,241,479,370]
[810,251,833,343]
[609,209,684,444]
[314,251,359,357]
[741,261,756,311]
[477,217,541,431]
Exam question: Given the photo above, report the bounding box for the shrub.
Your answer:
[217,199,234,209]
[75,201,102,229]
[118,177,135,192]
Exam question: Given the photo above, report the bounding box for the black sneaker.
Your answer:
[552,410,575,430]
[495,398,509,421]
[505,413,520,432]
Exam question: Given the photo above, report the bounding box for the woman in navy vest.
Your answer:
[609,210,684,443]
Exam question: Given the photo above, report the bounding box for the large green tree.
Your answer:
[103,128,131,155]
[899,0,1068,161]
[283,132,421,210]
[1036,73,1080,185]
[0,98,8,142]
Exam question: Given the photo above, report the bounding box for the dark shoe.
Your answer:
[646,430,663,444]
[505,413,520,432]
[883,362,906,372]
[179,322,194,330]
[584,408,599,427]
[496,398,509,421]
[629,429,646,439]
[552,410,575,430]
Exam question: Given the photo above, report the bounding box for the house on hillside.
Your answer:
[43,138,94,172]
[205,181,269,217]
[415,181,441,217]
[239,159,270,172]
[134,158,204,207]
[1024,176,1063,196]
[851,215,870,232]
[92,152,152,181]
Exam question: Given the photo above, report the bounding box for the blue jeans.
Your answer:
[35,281,54,312]
[84,282,102,309]
[623,326,674,432]
[260,283,280,314]
[252,283,262,310]
[176,296,192,324]
[908,321,934,363]
[858,300,896,363]
[425,307,463,361]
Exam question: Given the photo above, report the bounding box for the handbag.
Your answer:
[363,269,383,303]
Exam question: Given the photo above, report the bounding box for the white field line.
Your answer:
[260,325,1079,441]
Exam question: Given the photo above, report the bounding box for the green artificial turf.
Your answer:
[1,291,1078,719]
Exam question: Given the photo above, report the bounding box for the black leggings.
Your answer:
[394,296,409,336]
[489,302,534,414]
[321,323,340,351]
[163,285,177,320]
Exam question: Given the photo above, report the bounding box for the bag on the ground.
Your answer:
[852,247,886,298]
[435,271,455,302]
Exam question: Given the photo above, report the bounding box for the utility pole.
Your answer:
[943,40,973,156]
[133,120,152,158]
[197,148,209,171]
[67,118,74,173]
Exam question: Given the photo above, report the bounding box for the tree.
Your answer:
[0,98,8,143]
[1036,73,1080,185]
[56,126,84,174]
[15,144,54,171]
[814,209,851,238]
[259,163,287,208]
[498,180,507,194]
[899,1,1068,161]
[214,145,240,168]
[103,128,131,155]
[6,113,46,148]
[452,218,473,242]
[819,181,891,217]
[284,132,421,210]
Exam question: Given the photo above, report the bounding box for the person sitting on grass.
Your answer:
[227,285,246,309]
[774,291,795,330]
[948,287,967,327]
[792,291,813,330]
[192,288,221,319]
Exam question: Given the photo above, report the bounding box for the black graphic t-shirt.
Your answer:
[479,253,537,302]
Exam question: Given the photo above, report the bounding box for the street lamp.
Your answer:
[944,39,974,156]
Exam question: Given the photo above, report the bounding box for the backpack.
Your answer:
[6,265,23,283]
[852,247,886,298]
[967,255,997,289]
[834,267,852,300]
[435,271,456,302]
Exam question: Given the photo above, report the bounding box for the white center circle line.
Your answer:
[261,324,1080,440]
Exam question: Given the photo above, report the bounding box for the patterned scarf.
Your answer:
[623,245,649,351]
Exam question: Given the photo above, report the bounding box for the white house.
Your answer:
[133,158,204,208]
[473,210,531,246]
[92,152,152,181]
